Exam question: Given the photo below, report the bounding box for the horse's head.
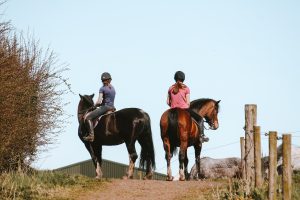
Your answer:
[78,94,95,122]
[190,99,220,130]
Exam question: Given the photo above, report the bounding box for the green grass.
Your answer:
[0,170,107,200]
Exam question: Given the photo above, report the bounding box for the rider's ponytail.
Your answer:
[172,82,185,94]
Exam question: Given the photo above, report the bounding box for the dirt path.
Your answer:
[76,179,224,200]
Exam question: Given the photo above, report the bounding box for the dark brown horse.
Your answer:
[160,98,220,181]
[78,94,155,179]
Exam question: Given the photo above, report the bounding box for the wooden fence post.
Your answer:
[240,137,246,180]
[282,134,292,200]
[245,104,257,192]
[254,126,262,187]
[268,131,277,200]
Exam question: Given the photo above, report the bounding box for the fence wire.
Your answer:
[156,129,300,172]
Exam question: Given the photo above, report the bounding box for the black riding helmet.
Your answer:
[174,71,185,82]
[101,72,112,81]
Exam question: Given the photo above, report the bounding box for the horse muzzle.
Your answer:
[210,122,219,130]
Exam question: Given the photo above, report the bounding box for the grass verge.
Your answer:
[0,170,107,200]
[206,171,300,200]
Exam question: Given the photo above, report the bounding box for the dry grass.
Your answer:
[1,171,299,199]
[175,179,229,200]
[0,170,107,200]
[202,171,300,200]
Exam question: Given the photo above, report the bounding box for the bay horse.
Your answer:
[78,94,155,179]
[160,98,220,181]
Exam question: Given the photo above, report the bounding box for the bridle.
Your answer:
[78,107,92,115]
[203,104,218,130]
[191,99,219,130]
[203,117,215,130]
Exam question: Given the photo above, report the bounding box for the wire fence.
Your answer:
[155,129,300,172]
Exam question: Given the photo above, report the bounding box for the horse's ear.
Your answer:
[79,94,83,99]
[216,100,221,104]
[91,93,94,99]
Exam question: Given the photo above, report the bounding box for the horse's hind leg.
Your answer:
[179,146,187,181]
[124,142,138,179]
[163,138,173,181]
[137,137,153,180]
[184,151,189,180]
[144,159,153,180]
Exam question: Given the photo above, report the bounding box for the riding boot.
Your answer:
[83,120,95,142]
[189,110,209,143]
[199,121,209,143]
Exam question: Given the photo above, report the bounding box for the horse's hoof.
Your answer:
[179,177,186,181]
[166,176,174,181]
[95,176,102,179]
[143,174,153,180]
[123,175,133,180]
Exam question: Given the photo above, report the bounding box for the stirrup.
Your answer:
[201,135,209,143]
[83,134,94,142]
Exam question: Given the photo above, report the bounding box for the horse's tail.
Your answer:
[167,108,179,156]
[138,112,156,171]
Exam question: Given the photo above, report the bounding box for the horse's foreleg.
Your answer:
[95,161,103,179]
[93,145,103,179]
[87,143,103,179]
[194,144,202,180]
[84,142,96,166]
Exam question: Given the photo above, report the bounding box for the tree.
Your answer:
[0,20,70,172]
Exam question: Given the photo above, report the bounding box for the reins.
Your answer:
[78,108,91,115]
[78,106,94,122]
[203,120,212,130]
[192,118,212,130]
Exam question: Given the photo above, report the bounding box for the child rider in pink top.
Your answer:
[166,71,209,142]
[167,71,190,108]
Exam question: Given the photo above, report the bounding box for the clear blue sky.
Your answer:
[3,1,300,174]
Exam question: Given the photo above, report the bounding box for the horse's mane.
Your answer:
[190,98,219,112]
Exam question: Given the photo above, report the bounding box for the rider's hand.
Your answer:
[89,106,97,111]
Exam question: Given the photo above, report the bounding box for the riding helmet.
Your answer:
[174,71,185,82]
[101,72,112,81]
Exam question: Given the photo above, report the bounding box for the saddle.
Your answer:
[93,108,116,128]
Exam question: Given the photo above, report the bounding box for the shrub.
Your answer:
[0,15,70,171]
